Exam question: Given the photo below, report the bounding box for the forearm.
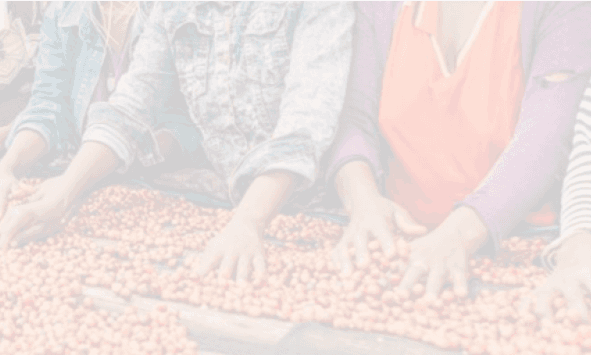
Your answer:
[0,125,11,147]
[233,171,297,232]
[335,160,382,215]
[325,3,394,186]
[59,142,121,205]
[0,130,48,176]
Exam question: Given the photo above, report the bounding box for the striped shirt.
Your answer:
[542,77,591,270]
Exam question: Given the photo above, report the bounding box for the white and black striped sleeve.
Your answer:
[542,77,591,270]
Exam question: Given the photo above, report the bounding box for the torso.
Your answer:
[379,1,524,225]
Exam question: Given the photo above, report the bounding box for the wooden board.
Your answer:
[82,286,293,355]
[79,235,512,355]
[83,286,295,345]
[82,286,462,355]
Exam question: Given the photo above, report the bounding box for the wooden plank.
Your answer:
[132,296,294,345]
[83,286,129,313]
[79,237,487,354]
[82,285,460,355]
[82,286,294,346]
[82,286,276,355]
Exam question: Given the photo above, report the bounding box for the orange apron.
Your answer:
[379,2,524,227]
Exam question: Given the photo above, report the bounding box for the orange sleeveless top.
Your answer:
[379,2,524,227]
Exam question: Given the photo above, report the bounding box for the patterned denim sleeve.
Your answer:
[230,2,355,204]
[84,2,176,173]
[5,2,75,154]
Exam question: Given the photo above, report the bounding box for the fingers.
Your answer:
[450,266,468,298]
[371,224,395,258]
[0,230,10,252]
[13,223,47,245]
[218,253,238,279]
[236,250,266,283]
[353,234,369,268]
[398,262,427,291]
[0,184,12,221]
[332,243,353,276]
[0,204,37,251]
[563,279,589,322]
[330,247,341,273]
[519,294,534,315]
[252,252,265,277]
[26,189,44,204]
[236,255,250,283]
[392,207,427,235]
[425,265,447,297]
[197,243,222,276]
[535,282,554,320]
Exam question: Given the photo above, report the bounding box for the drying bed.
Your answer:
[0,180,591,355]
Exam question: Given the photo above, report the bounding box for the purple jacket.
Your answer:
[326,2,591,250]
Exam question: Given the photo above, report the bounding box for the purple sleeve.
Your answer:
[324,2,398,184]
[462,2,591,250]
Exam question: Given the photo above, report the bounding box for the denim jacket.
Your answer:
[87,2,354,204]
[5,1,150,158]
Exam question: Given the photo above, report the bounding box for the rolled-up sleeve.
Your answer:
[84,3,176,173]
[462,2,591,251]
[230,2,354,203]
[324,2,397,188]
[6,3,75,154]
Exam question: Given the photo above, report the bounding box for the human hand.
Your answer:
[0,171,21,220]
[534,232,591,322]
[332,194,427,275]
[397,206,488,298]
[197,214,266,282]
[195,171,296,282]
[0,177,72,250]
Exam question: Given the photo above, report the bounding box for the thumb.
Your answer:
[0,203,38,244]
[0,186,10,221]
[391,205,427,235]
[27,188,45,204]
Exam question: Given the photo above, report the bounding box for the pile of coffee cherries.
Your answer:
[0,181,199,354]
[5,182,591,355]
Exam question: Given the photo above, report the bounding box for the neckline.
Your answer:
[417,1,494,78]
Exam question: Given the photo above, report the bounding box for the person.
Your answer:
[0,1,180,245]
[326,2,591,298]
[0,1,48,144]
[0,2,354,281]
[535,78,591,321]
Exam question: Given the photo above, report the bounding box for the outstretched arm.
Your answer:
[0,130,48,220]
[0,141,121,249]
[332,160,426,275]
[198,171,297,281]
[398,2,591,298]
[200,2,355,280]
